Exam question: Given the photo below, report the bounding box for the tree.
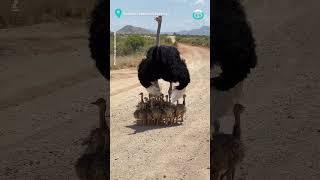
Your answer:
[125,35,145,53]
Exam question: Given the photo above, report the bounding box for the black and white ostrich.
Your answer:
[211,0,257,133]
[138,16,190,102]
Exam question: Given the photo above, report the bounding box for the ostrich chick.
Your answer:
[134,93,145,121]
[163,103,175,125]
[136,92,145,110]
[164,95,172,107]
[75,98,109,180]
[175,94,187,123]
[211,104,245,180]
[151,103,162,125]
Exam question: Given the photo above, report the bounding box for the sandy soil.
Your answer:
[110,44,210,180]
[232,0,320,179]
[0,21,106,179]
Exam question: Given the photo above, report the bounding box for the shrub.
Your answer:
[124,35,145,53]
[164,37,172,44]
[175,35,210,47]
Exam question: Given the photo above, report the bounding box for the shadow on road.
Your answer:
[126,122,183,134]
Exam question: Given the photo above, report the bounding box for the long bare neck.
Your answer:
[99,106,107,130]
[156,21,161,47]
[232,112,241,139]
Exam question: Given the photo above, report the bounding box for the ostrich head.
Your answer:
[155,16,162,47]
[91,98,108,130]
[91,98,106,107]
[155,16,162,23]
[233,104,245,116]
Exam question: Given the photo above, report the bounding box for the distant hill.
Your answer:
[117,25,154,35]
[115,25,210,36]
[176,26,210,36]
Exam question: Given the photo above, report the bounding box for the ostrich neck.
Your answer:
[232,113,241,139]
[156,22,161,47]
[99,106,108,157]
[99,106,107,130]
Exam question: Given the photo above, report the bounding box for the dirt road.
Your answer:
[231,0,320,179]
[110,44,210,180]
[0,21,106,179]
[1,0,320,179]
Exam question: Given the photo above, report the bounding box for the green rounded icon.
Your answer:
[115,8,122,18]
[192,9,205,20]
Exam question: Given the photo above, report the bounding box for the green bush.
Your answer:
[124,35,145,53]
[164,37,172,44]
[110,34,176,57]
[175,35,209,47]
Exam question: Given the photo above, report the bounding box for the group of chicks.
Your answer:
[134,92,187,125]
[74,98,245,180]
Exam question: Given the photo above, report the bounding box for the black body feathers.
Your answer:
[211,0,257,91]
[89,0,109,79]
[138,45,190,90]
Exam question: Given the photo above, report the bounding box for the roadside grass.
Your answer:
[110,34,175,70]
[110,34,210,70]
[110,53,143,70]
[175,35,210,47]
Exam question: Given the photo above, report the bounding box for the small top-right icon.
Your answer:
[192,9,205,20]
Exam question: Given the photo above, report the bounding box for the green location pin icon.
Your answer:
[115,8,122,18]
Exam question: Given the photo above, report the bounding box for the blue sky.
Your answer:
[110,0,210,32]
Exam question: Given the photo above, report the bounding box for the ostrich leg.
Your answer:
[168,82,172,102]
